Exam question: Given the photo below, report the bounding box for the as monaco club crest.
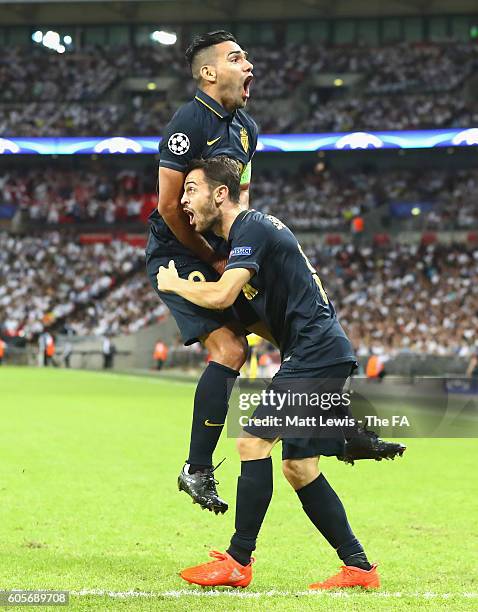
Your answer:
[240,128,249,153]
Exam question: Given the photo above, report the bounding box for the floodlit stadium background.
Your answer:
[1,2,478,609]
[1,1,478,373]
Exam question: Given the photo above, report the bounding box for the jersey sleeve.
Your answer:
[239,119,258,185]
[250,119,259,160]
[225,219,268,274]
[159,105,205,172]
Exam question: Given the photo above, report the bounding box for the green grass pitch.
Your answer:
[1,367,477,611]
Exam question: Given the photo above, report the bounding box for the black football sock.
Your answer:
[296,473,372,570]
[186,464,210,474]
[187,361,239,467]
[342,552,373,570]
[227,457,273,566]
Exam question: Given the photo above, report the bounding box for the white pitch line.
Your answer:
[71,589,478,600]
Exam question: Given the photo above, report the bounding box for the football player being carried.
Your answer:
[157,157,406,590]
[149,30,405,516]
[146,31,265,515]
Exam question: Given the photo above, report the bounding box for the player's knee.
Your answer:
[282,458,320,490]
[204,329,247,370]
[217,339,247,370]
[236,436,272,461]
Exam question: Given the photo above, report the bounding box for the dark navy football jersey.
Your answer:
[225,210,356,369]
[150,89,258,248]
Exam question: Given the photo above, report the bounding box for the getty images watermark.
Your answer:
[226,377,478,439]
[238,388,409,429]
[238,387,355,430]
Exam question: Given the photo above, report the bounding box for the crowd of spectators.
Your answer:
[0,167,154,224]
[0,230,476,358]
[0,102,125,137]
[0,44,180,136]
[1,165,477,231]
[252,166,478,231]
[251,165,378,230]
[0,41,477,135]
[0,47,119,103]
[0,232,147,339]
[65,274,167,337]
[333,42,477,94]
[3,41,475,101]
[252,41,477,95]
[296,91,478,133]
[378,168,478,231]
[305,241,478,358]
[1,39,476,357]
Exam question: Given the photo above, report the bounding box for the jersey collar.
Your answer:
[228,209,251,242]
[195,89,233,120]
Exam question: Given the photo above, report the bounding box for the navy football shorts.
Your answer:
[145,229,259,346]
[242,361,357,460]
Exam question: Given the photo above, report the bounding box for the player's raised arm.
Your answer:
[157,104,228,270]
[158,166,217,264]
[157,261,253,310]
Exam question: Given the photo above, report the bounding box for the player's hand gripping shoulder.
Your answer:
[157,261,253,310]
[156,260,180,291]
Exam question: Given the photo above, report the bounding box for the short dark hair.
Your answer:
[187,157,241,203]
[185,30,237,68]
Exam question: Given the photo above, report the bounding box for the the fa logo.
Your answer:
[240,128,249,153]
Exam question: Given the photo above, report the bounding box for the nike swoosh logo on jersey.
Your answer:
[204,419,225,427]
[207,137,221,146]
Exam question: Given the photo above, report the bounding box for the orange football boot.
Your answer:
[309,564,380,590]
[180,550,253,588]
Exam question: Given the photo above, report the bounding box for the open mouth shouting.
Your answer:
[242,74,253,100]
[183,207,195,226]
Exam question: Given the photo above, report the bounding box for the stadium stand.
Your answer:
[0,231,164,340]
[0,229,476,359]
[253,167,478,231]
[2,165,477,232]
[1,17,477,369]
[0,41,477,135]
[306,241,478,359]
[295,92,477,132]
[0,166,154,225]
[65,275,167,337]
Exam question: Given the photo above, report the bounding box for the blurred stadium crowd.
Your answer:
[2,165,477,231]
[0,232,165,339]
[1,28,477,365]
[0,167,152,224]
[0,230,476,359]
[308,242,478,358]
[1,41,477,136]
[252,167,478,231]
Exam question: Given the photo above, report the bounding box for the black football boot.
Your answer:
[177,461,228,514]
